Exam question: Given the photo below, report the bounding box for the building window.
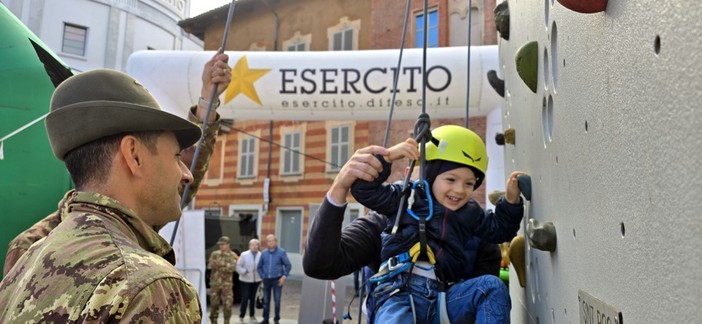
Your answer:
[249,42,266,51]
[287,43,306,51]
[329,125,351,172]
[238,136,257,178]
[415,9,439,48]
[62,23,87,56]
[278,209,302,253]
[204,206,222,218]
[283,31,311,52]
[281,132,302,175]
[328,17,360,51]
[205,137,226,185]
[332,29,353,51]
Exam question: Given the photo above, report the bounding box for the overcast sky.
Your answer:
[189,0,232,17]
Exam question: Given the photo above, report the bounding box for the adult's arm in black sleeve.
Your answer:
[303,197,385,280]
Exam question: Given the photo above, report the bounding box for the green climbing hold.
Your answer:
[515,41,538,93]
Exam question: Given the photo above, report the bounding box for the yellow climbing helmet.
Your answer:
[425,125,488,189]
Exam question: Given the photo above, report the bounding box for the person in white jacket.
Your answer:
[236,238,262,323]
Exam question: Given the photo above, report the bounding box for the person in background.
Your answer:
[3,51,231,277]
[209,235,239,324]
[237,238,262,323]
[256,234,292,324]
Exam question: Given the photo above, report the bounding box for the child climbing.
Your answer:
[350,124,526,323]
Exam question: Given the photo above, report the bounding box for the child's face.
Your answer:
[431,167,476,211]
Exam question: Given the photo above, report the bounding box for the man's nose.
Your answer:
[180,160,194,184]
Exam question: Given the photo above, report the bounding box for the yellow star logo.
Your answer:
[224,55,271,105]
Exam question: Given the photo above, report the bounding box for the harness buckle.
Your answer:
[387,256,405,272]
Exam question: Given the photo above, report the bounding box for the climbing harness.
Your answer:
[363,0,481,321]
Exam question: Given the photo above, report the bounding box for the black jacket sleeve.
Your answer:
[470,240,502,277]
[350,155,405,216]
[460,196,524,244]
[303,197,385,280]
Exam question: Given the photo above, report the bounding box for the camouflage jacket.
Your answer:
[208,250,238,286]
[0,191,201,323]
[2,107,219,277]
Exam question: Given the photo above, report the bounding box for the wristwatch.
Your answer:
[198,97,221,109]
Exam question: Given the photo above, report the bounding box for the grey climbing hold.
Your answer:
[487,70,505,97]
[527,218,557,252]
[494,1,510,40]
[517,174,531,201]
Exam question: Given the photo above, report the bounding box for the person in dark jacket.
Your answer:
[257,234,291,324]
[304,125,525,324]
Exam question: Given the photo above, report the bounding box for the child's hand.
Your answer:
[385,138,419,162]
[505,171,527,204]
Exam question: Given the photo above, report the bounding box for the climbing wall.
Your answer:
[497,0,702,323]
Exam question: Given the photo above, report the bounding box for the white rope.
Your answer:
[0,112,50,160]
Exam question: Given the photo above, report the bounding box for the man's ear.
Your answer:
[119,135,143,176]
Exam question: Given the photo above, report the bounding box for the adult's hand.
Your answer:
[327,145,389,205]
[196,49,231,122]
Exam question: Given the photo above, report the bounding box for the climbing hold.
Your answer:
[488,190,505,205]
[487,70,505,97]
[508,235,526,288]
[527,218,557,252]
[517,174,531,201]
[494,1,510,40]
[557,0,608,14]
[515,41,538,93]
[495,132,505,146]
[503,128,515,145]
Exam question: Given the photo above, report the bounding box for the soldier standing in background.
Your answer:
[209,235,239,324]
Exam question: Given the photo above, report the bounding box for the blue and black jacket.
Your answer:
[350,156,523,283]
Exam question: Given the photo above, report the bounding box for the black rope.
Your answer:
[382,0,413,148]
[170,0,237,246]
[465,0,473,128]
[418,0,430,183]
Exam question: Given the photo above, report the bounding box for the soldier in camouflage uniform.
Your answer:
[2,53,228,277]
[208,236,239,324]
[0,53,231,323]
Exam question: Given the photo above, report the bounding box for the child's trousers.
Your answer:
[371,272,510,324]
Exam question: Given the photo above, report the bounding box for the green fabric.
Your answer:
[0,4,73,281]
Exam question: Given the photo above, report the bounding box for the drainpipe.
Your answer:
[261,0,279,214]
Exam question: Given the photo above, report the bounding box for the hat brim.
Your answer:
[46,100,201,160]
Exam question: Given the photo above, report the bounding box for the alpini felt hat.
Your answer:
[217,236,230,244]
[45,69,201,160]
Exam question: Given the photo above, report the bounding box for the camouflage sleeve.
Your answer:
[223,254,237,273]
[119,277,201,323]
[184,106,221,205]
[207,251,216,270]
[3,211,62,276]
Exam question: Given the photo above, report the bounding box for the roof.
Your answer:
[179,0,263,41]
